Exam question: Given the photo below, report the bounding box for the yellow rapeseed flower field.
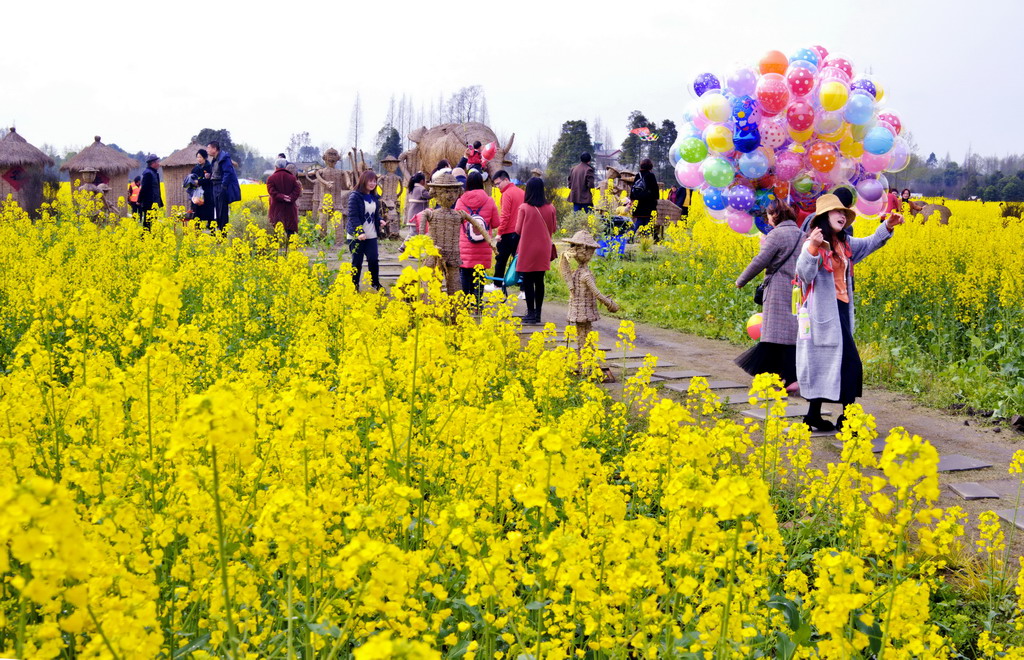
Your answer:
[2,191,1024,657]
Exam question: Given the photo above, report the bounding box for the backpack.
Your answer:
[464,206,487,243]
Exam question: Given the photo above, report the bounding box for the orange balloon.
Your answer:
[759,50,789,76]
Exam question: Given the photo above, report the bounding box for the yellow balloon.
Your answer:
[819,127,845,143]
[704,124,734,153]
[875,83,886,103]
[850,123,871,141]
[839,137,864,158]
[819,81,849,112]
[700,94,732,123]
[789,127,814,143]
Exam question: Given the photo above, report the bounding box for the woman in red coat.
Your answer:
[515,177,557,324]
[455,171,499,305]
[266,158,303,246]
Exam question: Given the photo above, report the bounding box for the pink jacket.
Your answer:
[497,182,525,235]
[455,189,498,268]
[515,203,557,272]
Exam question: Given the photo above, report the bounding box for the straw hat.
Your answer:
[808,193,855,224]
[565,230,600,249]
[380,154,400,164]
[428,171,463,188]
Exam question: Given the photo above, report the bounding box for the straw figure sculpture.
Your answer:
[161,143,206,216]
[420,171,496,295]
[0,128,54,217]
[558,231,619,351]
[61,137,139,215]
[398,122,514,185]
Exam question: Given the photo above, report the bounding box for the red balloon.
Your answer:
[786,101,815,132]
[877,112,902,135]
[481,141,497,161]
[824,56,853,79]
[756,73,791,116]
[786,66,815,97]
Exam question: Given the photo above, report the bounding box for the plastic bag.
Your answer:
[191,188,204,206]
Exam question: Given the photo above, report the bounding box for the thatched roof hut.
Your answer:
[161,142,204,215]
[61,136,139,214]
[0,128,55,216]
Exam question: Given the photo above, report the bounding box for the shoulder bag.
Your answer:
[754,233,803,306]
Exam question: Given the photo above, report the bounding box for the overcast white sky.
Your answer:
[3,0,1021,164]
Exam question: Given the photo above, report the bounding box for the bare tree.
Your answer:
[349,93,364,151]
[445,85,487,124]
[286,132,312,162]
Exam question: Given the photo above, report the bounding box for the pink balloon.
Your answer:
[860,151,892,173]
[707,206,729,223]
[674,160,705,188]
[759,118,788,149]
[855,194,885,217]
[775,151,803,181]
[692,113,711,131]
[726,208,753,235]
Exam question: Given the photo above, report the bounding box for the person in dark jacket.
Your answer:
[189,149,215,225]
[267,158,303,247]
[206,141,241,232]
[630,158,660,236]
[138,154,163,231]
[346,169,383,291]
[567,153,595,212]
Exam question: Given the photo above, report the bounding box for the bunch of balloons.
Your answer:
[672,47,909,235]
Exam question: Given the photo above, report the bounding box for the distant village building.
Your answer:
[592,144,622,181]
[0,128,54,216]
[61,136,139,214]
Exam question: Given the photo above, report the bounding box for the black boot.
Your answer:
[803,399,835,432]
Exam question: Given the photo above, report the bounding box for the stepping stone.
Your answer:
[602,350,655,360]
[810,429,838,438]
[617,359,676,370]
[741,404,832,419]
[937,454,993,473]
[829,438,886,453]
[653,369,711,380]
[995,509,1024,531]
[663,379,745,393]
[949,482,1000,501]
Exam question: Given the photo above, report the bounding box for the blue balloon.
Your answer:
[844,91,875,126]
[738,151,770,179]
[863,126,895,155]
[790,47,820,67]
[733,127,761,154]
[730,95,759,129]
[702,187,728,211]
[753,188,775,214]
[754,214,773,235]
[693,72,721,97]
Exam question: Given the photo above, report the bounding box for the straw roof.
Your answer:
[60,136,139,174]
[162,142,205,168]
[0,128,54,168]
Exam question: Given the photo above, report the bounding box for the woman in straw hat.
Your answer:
[796,193,904,432]
[558,230,619,349]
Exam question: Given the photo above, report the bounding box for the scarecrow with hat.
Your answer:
[558,230,620,350]
[795,193,904,432]
[420,171,497,295]
[378,155,404,239]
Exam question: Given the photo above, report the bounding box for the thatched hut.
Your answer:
[161,143,204,215]
[0,128,54,216]
[61,136,139,213]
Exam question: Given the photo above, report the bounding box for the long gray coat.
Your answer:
[795,222,894,401]
[737,220,804,345]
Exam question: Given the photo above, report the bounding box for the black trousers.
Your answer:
[350,238,380,289]
[493,233,520,287]
[520,271,546,317]
[460,267,484,306]
[212,188,229,231]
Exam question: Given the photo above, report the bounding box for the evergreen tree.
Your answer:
[546,120,594,183]
[192,128,237,155]
[650,119,678,184]
[375,126,402,163]
[620,111,655,169]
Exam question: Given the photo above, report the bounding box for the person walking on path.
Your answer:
[734,199,804,391]
[190,149,215,226]
[796,193,904,432]
[346,169,383,291]
[515,177,557,324]
[405,172,430,235]
[206,140,241,232]
[454,171,499,306]
[630,158,660,237]
[567,153,595,213]
[267,157,303,247]
[492,169,525,291]
[137,154,163,231]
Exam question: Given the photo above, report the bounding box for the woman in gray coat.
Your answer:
[734,199,805,390]
[795,194,904,431]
